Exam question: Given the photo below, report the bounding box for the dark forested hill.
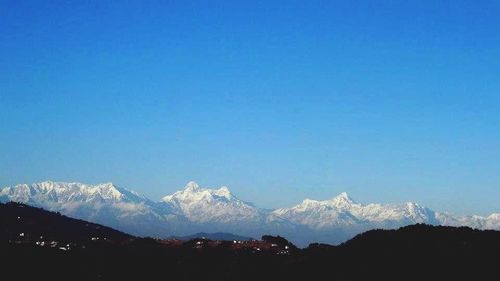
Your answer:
[1,202,499,281]
[0,202,133,243]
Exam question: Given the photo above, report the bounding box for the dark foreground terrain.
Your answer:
[1,202,499,281]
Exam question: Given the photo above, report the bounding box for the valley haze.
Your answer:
[1,180,498,246]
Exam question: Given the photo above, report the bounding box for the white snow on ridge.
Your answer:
[272,194,438,230]
[161,181,261,223]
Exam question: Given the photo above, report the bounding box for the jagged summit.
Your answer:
[184,181,200,191]
[293,192,355,211]
[0,181,128,202]
[161,182,258,224]
[335,191,353,202]
[163,181,234,201]
[216,186,231,198]
[329,192,355,207]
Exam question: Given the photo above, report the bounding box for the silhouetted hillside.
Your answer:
[0,202,133,244]
[299,224,500,280]
[1,202,499,281]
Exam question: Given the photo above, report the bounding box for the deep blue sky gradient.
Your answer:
[1,1,499,215]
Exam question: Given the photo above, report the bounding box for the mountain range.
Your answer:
[1,180,498,246]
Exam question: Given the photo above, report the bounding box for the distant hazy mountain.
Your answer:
[1,181,499,246]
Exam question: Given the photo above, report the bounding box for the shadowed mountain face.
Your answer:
[1,202,499,281]
[1,181,499,246]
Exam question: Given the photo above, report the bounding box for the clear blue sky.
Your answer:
[1,1,499,215]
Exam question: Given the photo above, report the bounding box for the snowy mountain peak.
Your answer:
[215,186,232,199]
[184,181,200,191]
[163,182,234,202]
[291,199,321,211]
[286,193,356,212]
[301,198,319,205]
[161,182,259,224]
[488,213,500,220]
[0,181,133,204]
[332,192,354,203]
[405,201,419,209]
[404,202,431,215]
[338,192,349,198]
[330,192,355,206]
[92,182,124,200]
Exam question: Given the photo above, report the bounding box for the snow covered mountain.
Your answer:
[0,181,179,237]
[1,180,498,246]
[435,212,500,230]
[273,192,439,230]
[160,181,297,237]
[162,181,261,224]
